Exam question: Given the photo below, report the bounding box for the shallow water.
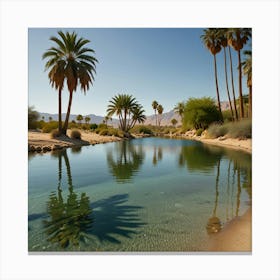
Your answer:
[28,137,252,252]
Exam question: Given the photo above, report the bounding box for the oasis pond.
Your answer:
[28,137,252,252]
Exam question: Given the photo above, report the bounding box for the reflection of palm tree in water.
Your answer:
[206,159,222,234]
[107,141,145,183]
[152,146,163,166]
[43,149,93,248]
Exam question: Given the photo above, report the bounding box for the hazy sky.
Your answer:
[28,28,250,116]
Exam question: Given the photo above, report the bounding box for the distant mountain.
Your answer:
[39,112,119,126]
[143,110,181,126]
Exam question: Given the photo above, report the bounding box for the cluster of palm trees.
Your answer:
[201,28,252,120]
[151,101,164,126]
[76,114,91,124]
[43,31,98,135]
[107,94,146,133]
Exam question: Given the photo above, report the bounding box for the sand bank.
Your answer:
[28,130,122,152]
[207,208,252,252]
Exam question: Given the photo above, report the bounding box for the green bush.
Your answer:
[138,126,153,135]
[70,129,81,139]
[98,123,108,129]
[196,128,204,136]
[90,123,98,130]
[42,122,58,133]
[28,106,40,129]
[50,129,61,138]
[222,110,234,122]
[99,129,109,136]
[183,97,222,130]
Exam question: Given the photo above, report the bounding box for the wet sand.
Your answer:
[207,208,252,252]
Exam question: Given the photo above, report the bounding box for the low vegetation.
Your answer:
[207,119,251,139]
[70,130,81,140]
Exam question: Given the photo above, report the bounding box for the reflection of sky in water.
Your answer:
[28,137,251,252]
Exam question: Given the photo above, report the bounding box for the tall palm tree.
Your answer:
[157,104,164,126]
[201,28,223,118]
[85,116,91,124]
[228,44,238,120]
[42,51,65,133]
[107,94,138,132]
[218,29,234,120]
[242,50,252,118]
[174,102,185,124]
[227,28,251,118]
[43,31,98,135]
[152,100,158,126]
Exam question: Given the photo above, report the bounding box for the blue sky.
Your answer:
[28,28,250,117]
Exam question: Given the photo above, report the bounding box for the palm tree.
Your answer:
[218,29,234,120]
[76,114,83,124]
[152,100,158,126]
[157,104,164,126]
[227,28,251,118]
[171,118,178,127]
[127,104,146,131]
[174,102,185,124]
[85,116,91,124]
[49,116,53,122]
[228,43,239,120]
[43,31,98,135]
[201,28,223,117]
[242,50,252,118]
[107,94,139,133]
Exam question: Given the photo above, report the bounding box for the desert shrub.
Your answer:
[90,123,98,130]
[196,128,204,136]
[98,123,108,129]
[70,129,81,140]
[99,129,109,136]
[42,122,58,133]
[68,122,78,129]
[227,119,252,139]
[28,106,40,129]
[50,129,61,138]
[81,124,89,130]
[207,123,229,138]
[138,126,153,135]
[183,97,222,130]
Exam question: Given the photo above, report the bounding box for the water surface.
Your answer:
[28,137,252,252]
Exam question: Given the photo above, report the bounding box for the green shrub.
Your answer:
[222,110,234,122]
[98,123,108,129]
[183,97,222,130]
[99,129,109,136]
[70,129,81,139]
[50,129,61,138]
[90,123,98,130]
[138,126,153,135]
[68,122,78,129]
[196,128,204,136]
[42,122,58,133]
[207,123,228,138]
[28,106,39,129]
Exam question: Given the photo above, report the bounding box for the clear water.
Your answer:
[28,137,252,252]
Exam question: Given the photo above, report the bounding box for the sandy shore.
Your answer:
[207,208,252,252]
[28,130,122,152]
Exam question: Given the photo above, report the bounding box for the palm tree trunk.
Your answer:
[154,109,157,126]
[238,50,244,118]
[213,54,222,119]
[228,47,238,120]
[62,90,73,135]
[249,85,252,118]
[223,48,234,120]
[58,88,62,134]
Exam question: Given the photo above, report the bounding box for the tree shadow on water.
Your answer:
[89,193,145,244]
